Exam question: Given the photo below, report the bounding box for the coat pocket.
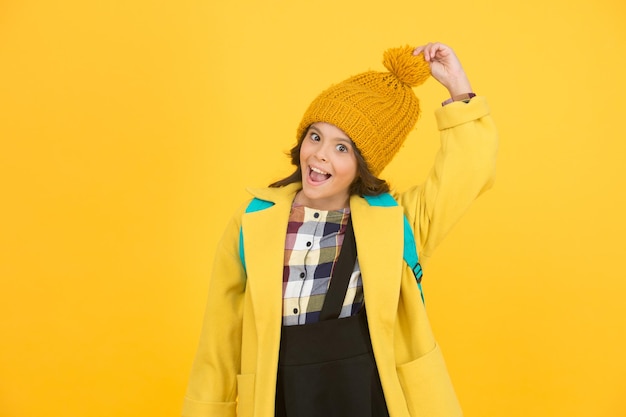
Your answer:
[396,344,463,417]
[236,373,256,417]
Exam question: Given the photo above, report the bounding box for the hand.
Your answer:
[413,42,472,97]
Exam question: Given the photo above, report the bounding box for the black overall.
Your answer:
[275,218,389,417]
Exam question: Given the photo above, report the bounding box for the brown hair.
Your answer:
[269,129,390,196]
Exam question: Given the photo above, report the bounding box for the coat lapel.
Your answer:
[350,195,404,328]
[241,184,298,335]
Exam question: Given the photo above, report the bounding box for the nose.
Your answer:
[314,143,329,162]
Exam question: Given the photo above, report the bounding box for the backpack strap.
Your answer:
[239,198,274,273]
[364,193,424,304]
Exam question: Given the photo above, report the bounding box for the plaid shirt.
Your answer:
[282,204,363,326]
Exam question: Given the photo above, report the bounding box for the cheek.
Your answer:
[299,142,311,162]
[350,169,359,184]
[351,155,359,176]
[342,157,359,183]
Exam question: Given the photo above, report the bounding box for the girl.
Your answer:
[183,42,498,417]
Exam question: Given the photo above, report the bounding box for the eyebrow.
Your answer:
[335,138,353,147]
[308,126,353,145]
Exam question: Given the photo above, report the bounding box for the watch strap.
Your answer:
[441,92,476,106]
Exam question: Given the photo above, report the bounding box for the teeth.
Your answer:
[311,167,328,175]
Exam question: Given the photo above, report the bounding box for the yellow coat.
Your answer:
[183,97,498,417]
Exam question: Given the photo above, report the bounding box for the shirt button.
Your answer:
[300,272,305,278]
[293,308,298,314]
[314,212,319,218]
[306,241,312,247]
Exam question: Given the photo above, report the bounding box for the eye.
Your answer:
[336,144,349,153]
[310,132,320,141]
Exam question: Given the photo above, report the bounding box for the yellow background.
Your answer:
[1,1,625,416]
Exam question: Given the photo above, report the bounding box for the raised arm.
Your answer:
[397,43,498,264]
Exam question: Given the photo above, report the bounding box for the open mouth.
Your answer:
[308,166,331,183]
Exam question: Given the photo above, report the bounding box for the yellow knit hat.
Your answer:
[296,45,430,176]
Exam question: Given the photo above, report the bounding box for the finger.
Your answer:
[429,43,447,61]
[422,42,435,61]
[412,46,425,56]
[432,43,453,61]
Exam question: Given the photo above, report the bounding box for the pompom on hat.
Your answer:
[296,45,431,176]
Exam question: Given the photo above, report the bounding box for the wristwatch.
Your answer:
[441,92,476,106]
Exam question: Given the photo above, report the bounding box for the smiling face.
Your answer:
[294,122,358,210]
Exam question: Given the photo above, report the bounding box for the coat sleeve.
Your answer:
[182,205,248,417]
[396,96,498,264]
